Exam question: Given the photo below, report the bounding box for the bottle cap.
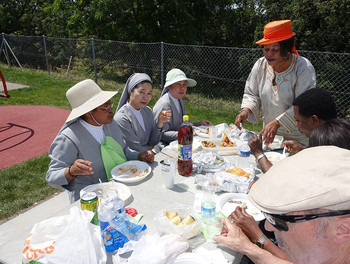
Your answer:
[183,115,189,121]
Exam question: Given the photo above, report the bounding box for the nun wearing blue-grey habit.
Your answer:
[114,73,171,153]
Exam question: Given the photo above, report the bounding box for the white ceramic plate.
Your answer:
[216,193,265,221]
[111,160,151,183]
[169,253,210,264]
[80,181,131,202]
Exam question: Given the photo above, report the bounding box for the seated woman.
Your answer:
[46,79,154,203]
[153,68,212,150]
[114,73,171,152]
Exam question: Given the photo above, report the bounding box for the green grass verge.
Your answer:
[0,64,262,222]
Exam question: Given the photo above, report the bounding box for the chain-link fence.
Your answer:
[1,33,349,118]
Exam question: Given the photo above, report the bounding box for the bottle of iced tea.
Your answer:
[178,115,193,176]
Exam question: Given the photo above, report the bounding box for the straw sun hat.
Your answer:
[65,79,117,123]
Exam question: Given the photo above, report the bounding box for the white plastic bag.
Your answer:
[153,202,200,240]
[22,207,106,264]
[114,233,189,264]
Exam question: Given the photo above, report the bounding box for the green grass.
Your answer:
[0,64,262,222]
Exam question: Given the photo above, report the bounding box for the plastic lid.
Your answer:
[183,115,189,121]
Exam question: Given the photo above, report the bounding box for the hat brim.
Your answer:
[256,32,295,45]
[164,78,197,88]
[65,91,117,123]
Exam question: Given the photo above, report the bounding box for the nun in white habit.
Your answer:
[114,73,171,152]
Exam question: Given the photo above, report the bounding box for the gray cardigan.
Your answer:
[114,105,162,152]
[46,119,139,203]
[153,93,186,147]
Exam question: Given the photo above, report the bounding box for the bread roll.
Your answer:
[180,215,195,225]
[165,211,178,220]
[170,215,182,225]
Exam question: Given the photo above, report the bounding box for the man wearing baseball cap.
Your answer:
[214,146,350,263]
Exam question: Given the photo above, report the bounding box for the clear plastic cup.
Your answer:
[160,159,175,189]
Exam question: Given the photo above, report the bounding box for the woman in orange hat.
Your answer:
[235,20,316,146]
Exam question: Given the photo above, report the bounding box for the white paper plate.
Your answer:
[111,161,151,183]
[80,181,131,202]
[216,193,265,221]
[168,138,202,152]
[169,253,210,264]
[194,125,210,138]
[264,152,285,164]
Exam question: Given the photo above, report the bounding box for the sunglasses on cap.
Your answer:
[264,210,350,232]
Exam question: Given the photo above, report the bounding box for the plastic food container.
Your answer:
[200,138,241,156]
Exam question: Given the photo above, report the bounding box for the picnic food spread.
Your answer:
[165,211,196,225]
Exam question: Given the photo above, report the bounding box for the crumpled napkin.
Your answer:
[114,233,189,264]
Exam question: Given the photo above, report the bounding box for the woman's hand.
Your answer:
[138,150,154,163]
[283,140,307,154]
[196,120,212,126]
[157,110,171,128]
[230,207,264,242]
[235,109,249,130]
[260,119,280,145]
[70,159,93,176]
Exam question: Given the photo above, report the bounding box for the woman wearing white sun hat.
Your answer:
[153,68,212,150]
[46,79,154,203]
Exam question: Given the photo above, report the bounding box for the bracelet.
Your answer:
[256,154,266,162]
[68,165,76,178]
[239,108,250,115]
[157,126,163,131]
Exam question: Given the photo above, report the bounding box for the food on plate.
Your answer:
[202,140,216,148]
[136,168,150,177]
[226,167,250,177]
[165,210,196,226]
[219,134,236,147]
[227,199,242,204]
[180,215,196,225]
[116,165,149,178]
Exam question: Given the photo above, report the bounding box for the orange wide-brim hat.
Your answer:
[256,20,296,45]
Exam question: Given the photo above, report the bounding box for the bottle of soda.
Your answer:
[178,115,193,176]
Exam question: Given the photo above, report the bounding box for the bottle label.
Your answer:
[178,144,192,161]
[201,201,216,219]
[239,151,250,157]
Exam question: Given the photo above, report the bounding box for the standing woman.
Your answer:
[114,73,171,152]
[235,20,316,146]
[153,68,212,150]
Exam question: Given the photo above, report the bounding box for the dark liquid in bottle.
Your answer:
[178,123,193,176]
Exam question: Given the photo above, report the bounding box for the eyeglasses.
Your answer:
[98,103,114,111]
[264,210,350,232]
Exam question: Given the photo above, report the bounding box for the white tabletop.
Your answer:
[0,138,261,264]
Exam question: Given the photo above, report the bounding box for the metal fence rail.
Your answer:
[1,33,349,118]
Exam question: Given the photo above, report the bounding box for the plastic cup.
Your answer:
[205,219,223,242]
[160,159,175,189]
[209,126,216,139]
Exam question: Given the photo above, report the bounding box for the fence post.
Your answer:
[91,38,98,83]
[42,35,50,75]
[161,41,164,88]
[2,33,11,68]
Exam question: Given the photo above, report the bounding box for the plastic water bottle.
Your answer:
[237,142,250,168]
[201,183,216,224]
[178,115,193,176]
[98,194,130,252]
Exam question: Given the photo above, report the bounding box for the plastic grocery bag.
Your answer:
[114,233,189,264]
[22,207,106,264]
[153,202,200,240]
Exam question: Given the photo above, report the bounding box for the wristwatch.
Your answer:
[254,235,268,249]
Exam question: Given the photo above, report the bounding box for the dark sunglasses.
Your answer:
[264,210,350,232]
